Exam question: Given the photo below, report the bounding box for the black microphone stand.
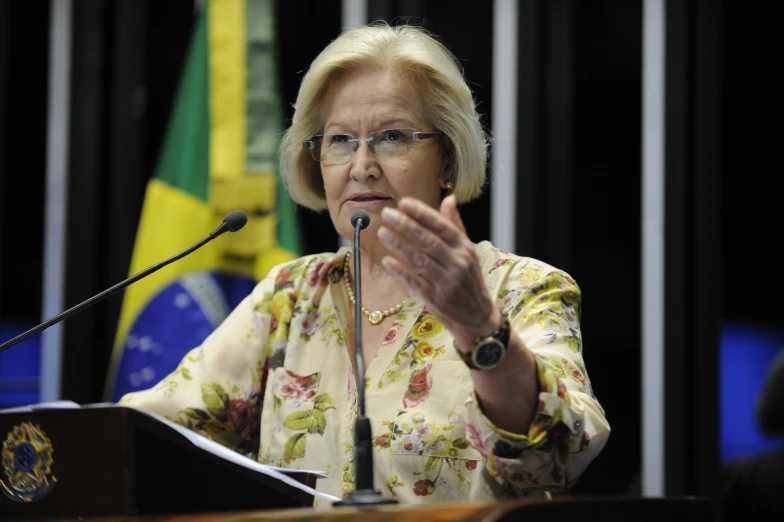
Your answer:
[0,211,247,355]
[335,215,397,506]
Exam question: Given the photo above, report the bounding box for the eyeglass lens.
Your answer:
[313,128,416,165]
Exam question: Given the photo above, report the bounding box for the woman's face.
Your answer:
[319,67,448,243]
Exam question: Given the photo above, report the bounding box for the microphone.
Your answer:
[350,209,371,230]
[0,211,248,354]
[336,209,397,507]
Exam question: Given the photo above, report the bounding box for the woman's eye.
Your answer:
[381,130,405,142]
[330,134,351,144]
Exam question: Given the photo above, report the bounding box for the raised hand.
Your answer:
[377,195,503,351]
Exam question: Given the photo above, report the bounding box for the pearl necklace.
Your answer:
[343,250,405,325]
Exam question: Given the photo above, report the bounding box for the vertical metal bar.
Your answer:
[642,0,665,498]
[41,0,73,402]
[342,0,368,31]
[491,0,518,253]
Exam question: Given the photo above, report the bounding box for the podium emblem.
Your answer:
[1,423,57,503]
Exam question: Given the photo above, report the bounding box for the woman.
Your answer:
[119,23,610,504]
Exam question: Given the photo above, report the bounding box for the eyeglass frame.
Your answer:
[302,128,444,164]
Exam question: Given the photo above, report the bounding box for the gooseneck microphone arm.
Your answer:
[336,209,397,506]
[352,212,371,488]
[0,210,248,355]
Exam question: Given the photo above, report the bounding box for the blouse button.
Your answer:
[347,451,355,462]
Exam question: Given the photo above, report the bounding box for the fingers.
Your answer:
[380,207,452,268]
[440,195,467,235]
[381,255,434,297]
[396,197,466,247]
[377,196,491,336]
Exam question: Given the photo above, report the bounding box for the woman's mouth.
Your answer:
[347,194,391,206]
[351,195,387,202]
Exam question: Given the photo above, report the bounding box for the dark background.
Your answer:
[1,0,782,500]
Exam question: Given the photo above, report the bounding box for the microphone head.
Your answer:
[350,209,371,230]
[223,210,248,232]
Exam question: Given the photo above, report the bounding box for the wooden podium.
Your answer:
[0,407,316,520]
[0,406,715,522]
[51,496,715,522]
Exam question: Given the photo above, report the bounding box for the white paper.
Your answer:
[0,400,81,413]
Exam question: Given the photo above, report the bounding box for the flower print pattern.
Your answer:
[297,311,322,339]
[499,289,522,315]
[375,433,391,448]
[489,258,513,273]
[378,412,476,496]
[269,369,337,461]
[413,479,436,496]
[393,434,424,454]
[173,381,262,456]
[465,421,489,458]
[313,308,344,347]
[274,267,292,290]
[227,398,253,430]
[412,312,444,339]
[382,321,404,346]
[402,364,433,408]
[118,241,610,503]
[268,339,287,370]
[385,474,406,497]
[306,261,330,288]
[546,357,592,395]
[392,312,448,372]
[519,272,583,353]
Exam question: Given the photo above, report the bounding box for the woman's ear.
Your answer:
[439,161,454,189]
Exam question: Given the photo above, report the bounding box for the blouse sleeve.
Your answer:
[463,255,611,491]
[116,273,276,457]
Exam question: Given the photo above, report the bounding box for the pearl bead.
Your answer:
[342,251,406,326]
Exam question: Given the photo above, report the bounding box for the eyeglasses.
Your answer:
[302,128,443,166]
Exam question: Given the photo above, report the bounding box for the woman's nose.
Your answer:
[349,142,380,180]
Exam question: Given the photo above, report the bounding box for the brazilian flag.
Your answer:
[104,0,300,401]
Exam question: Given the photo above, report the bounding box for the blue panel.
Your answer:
[720,323,784,464]
[0,321,41,408]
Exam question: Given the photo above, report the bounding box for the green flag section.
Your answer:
[105,0,300,401]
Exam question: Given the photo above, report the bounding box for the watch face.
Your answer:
[473,339,505,369]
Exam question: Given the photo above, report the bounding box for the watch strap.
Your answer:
[455,316,511,370]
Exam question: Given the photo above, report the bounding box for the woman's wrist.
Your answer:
[452,307,504,354]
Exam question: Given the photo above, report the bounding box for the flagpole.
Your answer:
[40,0,73,402]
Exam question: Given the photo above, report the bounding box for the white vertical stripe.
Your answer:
[642,0,665,497]
[491,0,518,253]
[342,0,368,32]
[338,0,368,250]
[40,0,72,402]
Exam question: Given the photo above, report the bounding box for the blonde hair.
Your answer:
[279,22,488,210]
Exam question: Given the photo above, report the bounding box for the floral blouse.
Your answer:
[118,240,610,505]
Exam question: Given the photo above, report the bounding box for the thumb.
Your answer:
[440,195,467,235]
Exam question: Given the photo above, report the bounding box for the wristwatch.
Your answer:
[455,316,511,371]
